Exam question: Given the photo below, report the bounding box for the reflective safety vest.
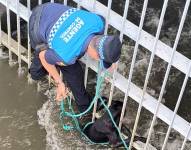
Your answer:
[48,8,104,65]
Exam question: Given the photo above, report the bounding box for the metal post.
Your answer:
[116,0,130,130]
[105,0,114,107]
[64,0,67,5]
[162,61,191,150]
[127,0,149,149]
[84,0,97,88]
[50,0,54,3]
[6,0,13,66]
[27,0,33,83]
[0,17,2,45]
[92,68,101,122]
[130,0,169,148]
[145,0,191,148]
[0,17,2,56]
[48,74,51,88]
[84,55,89,89]
[119,0,130,40]
[180,123,191,150]
[17,0,22,75]
[38,0,42,5]
[104,0,112,34]
[92,0,96,11]
[77,0,82,8]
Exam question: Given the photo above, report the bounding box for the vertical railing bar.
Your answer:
[38,0,42,5]
[107,0,130,108]
[145,0,191,148]
[6,0,13,65]
[64,0,67,5]
[50,0,54,3]
[118,0,136,130]
[110,0,150,147]
[180,123,191,150]
[84,0,97,89]
[92,68,101,122]
[92,0,96,11]
[104,0,112,34]
[17,0,22,74]
[27,0,32,83]
[130,0,169,147]
[84,0,97,88]
[0,17,2,56]
[162,61,191,150]
[0,17,2,45]
[92,0,112,121]
[126,0,149,148]
[77,0,82,8]
[107,62,117,107]
[106,0,116,107]
[84,55,89,88]
[119,0,130,40]
[60,70,63,89]
[48,74,51,88]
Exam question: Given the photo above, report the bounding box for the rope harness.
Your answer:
[59,69,129,149]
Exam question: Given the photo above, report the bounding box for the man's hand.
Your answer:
[56,82,69,101]
[38,50,69,101]
[107,63,117,73]
[105,63,118,83]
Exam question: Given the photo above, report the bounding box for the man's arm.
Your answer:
[39,50,68,101]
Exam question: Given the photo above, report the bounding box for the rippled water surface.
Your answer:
[0,59,46,150]
[0,57,109,150]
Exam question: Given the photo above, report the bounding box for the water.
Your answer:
[0,58,46,149]
[0,53,110,150]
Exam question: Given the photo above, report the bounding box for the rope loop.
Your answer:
[59,65,129,149]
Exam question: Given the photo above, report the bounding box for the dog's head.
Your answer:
[94,101,123,143]
[82,101,124,144]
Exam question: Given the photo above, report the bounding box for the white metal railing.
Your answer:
[0,0,191,149]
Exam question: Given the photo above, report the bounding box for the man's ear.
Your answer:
[87,47,99,61]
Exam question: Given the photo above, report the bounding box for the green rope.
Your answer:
[59,70,129,149]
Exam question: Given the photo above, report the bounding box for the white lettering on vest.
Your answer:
[60,17,84,43]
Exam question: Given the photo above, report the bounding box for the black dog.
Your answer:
[82,100,146,148]
[83,100,124,145]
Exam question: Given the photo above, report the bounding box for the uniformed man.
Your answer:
[29,2,122,112]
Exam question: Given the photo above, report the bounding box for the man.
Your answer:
[29,2,122,112]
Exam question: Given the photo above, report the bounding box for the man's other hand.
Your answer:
[56,82,69,101]
[107,63,117,73]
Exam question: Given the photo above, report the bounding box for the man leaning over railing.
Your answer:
[28,2,122,113]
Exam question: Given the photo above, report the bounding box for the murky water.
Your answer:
[0,53,109,150]
[0,58,46,149]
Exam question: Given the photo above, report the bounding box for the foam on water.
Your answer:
[37,100,61,150]
[0,47,8,60]
[37,85,110,150]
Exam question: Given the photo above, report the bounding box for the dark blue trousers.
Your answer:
[29,5,92,112]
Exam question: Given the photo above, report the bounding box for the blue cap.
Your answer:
[95,35,122,69]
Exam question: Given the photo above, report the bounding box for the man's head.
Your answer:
[87,35,122,70]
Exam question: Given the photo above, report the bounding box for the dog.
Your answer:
[83,100,124,145]
[82,100,146,148]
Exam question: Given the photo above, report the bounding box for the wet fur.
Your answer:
[83,101,123,145]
